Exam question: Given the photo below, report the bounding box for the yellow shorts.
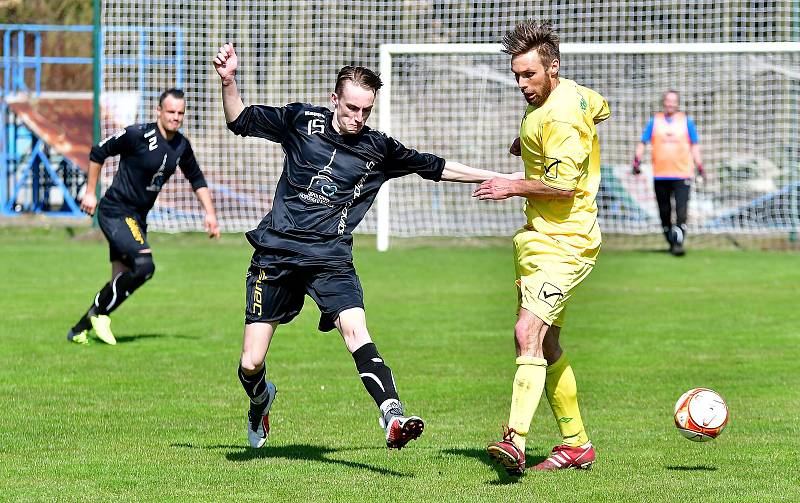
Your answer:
[513,228,596,327]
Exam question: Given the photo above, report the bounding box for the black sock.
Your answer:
[352,343,399,410]
[238,365,268,404]
[71,301,101,333]
[72,258,154,333]
[94,271,149,316]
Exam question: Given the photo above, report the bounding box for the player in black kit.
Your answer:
[67,89,220,346]
[214,43,520,450]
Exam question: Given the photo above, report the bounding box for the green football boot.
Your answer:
[90,315,117,345]
[67,329,89,345]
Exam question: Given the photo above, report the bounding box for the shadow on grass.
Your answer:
[666,465,718,471]
[442,448,547,485]
[171,442,408,477]
[113,333,199,344]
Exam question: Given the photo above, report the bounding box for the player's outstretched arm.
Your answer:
[213,42,245,123]
[80,160,102,216]
[194,187,220,239]
[473,177,573,201]
[440,161,520,183]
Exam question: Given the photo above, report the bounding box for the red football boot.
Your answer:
[487,427,526,476]
[529,441,596,471]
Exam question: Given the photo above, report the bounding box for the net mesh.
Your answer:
[100,1,800,247]
[386,49,800,239]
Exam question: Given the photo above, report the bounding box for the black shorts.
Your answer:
[244,250,364,332]
[97,207,150,265]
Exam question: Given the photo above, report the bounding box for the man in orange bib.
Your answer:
[633,90,704,256]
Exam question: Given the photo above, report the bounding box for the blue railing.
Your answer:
[1,24,94,97]
[1,24,183,216]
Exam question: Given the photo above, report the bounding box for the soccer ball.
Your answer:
[673,388,729,442]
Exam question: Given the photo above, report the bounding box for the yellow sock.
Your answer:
[545,353,589,447]
[508,356,548,452]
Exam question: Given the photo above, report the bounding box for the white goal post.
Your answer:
[376,42,800,251]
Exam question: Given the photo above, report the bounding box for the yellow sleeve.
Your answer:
[590,94,611,125]
[578,84,611,125]
[539,119,589,191]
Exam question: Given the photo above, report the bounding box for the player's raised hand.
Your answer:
[473,177,517,201]
[213,43,238,83]
[509,137,521,156]
[80,192,98,216]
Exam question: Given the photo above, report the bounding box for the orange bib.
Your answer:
[651,112,692,179]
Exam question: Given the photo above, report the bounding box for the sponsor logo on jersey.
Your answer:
[338,173,368,235]
[251,269,267,317]
[301,149,338,206]
[146,154,168,192]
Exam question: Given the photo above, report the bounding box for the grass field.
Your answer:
[1,226,798,502]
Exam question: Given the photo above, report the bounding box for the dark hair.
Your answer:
[335,66,383,95]
[663,89,680,100]
[158,88,185,107]
[501,19,560,68]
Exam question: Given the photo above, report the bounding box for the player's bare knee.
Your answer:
[514,319,533,345]
[342,327,371,352]
[239,353,263,373]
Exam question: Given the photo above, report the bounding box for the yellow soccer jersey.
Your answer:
[519,78,610,261]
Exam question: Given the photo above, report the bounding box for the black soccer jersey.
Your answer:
[91,122,207,217]
[228,103,445,261]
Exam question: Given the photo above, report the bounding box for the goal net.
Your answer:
[98,1,799,249]
[378,42,800,249]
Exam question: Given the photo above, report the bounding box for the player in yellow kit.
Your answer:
[473,19,610,475]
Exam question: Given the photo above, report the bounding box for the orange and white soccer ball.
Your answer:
[673,388,729,442]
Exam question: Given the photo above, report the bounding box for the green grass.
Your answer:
[1,227,798,501]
